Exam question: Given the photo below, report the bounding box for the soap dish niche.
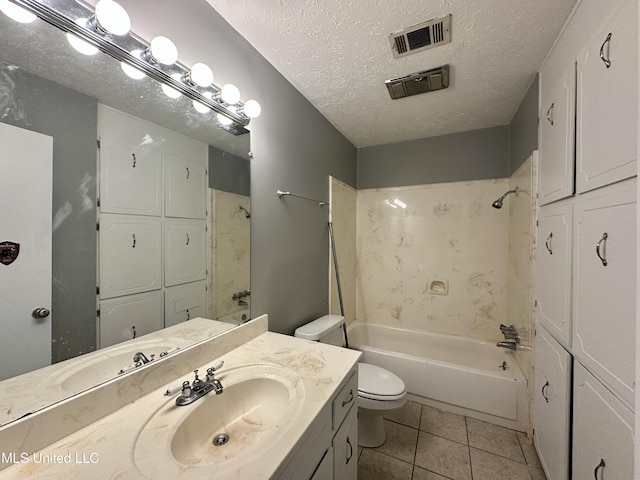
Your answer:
[427,279,449,296]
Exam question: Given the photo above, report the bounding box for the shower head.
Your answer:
[239,205,251,218]
[491,187,519,209]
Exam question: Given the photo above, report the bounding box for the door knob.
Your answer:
[32,308,50,319]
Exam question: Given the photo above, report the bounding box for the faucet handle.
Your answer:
[210,360,224,371]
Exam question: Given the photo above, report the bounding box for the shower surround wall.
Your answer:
[356,179,511,340]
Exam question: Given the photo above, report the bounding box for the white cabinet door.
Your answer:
[99,290,163,348]
[572,362,634,480]
[164,153,207,219]
[573,180,636,408]
[539,63,575,205]
[576,0,637,193]
[164,281,208,327]
[99,214,162,299]
[165,219,207,287]
[310,448,333,480]
[333,406,357,480]
[533,326,571,480]
[536,201,572,347]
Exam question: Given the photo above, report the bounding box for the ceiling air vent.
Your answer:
[385,65,449,100]
[389,14,451,59]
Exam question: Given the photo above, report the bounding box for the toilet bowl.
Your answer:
[293,315,407,448]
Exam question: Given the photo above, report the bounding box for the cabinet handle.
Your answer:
[131,153,137,168]
[345,436,353,464]
[541,381,549,403]
[546,103,554,126]
[186,167,190,179]
[596,232,608,266]
[132,325,137,339]
[186,309,190,321]
[342,389,354,407]
[599,33,612,68]
[186,233,190,245]
[545,232,553,255]
[132,234,136,248]
[594,459,605,479]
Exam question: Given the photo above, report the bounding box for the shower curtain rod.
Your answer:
[276,189,329,207]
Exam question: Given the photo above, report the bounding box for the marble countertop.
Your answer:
[0,331,361,479]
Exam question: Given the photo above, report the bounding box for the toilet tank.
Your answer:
[293,315,345,346]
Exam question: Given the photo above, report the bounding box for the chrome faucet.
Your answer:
[133,352,154,364]
[496,341,517,351]
[165,360,224,406]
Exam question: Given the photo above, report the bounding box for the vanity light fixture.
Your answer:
[193,92,214,114]
[5,0,261,134]
[0,0,35,22]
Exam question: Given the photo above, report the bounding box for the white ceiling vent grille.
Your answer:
[389,14,451,59]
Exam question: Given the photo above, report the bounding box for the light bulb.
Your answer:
[161,74,182,99]
[220,84,240,105]
[242,99,261,118]
[148,36,178,65]
[217,106,236,126]
[121,50,145,79]
[193,92,213,114]
[66,19,99,55]
[0,0,36,23]
[94,0,130,35]
[188,63,213,87]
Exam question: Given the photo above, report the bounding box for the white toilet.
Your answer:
[294,315,407,447]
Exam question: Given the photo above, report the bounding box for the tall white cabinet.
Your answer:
[97,106,209,348]
[534,0,637,478]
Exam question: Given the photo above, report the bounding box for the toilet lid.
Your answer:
[358,363,406,400]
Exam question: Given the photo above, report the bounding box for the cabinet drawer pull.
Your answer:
[132,153,137,168]
[545,232,553,255]
[599,33,612,68]
[186,233,190,245]
[546,103,554,126]
[541,381,549,403]
[596,232,608,266]
[341,389,354,407]
[594,458,605,479]
[132,233,136,248]
[345,436,353,464]
[186,167,190,179]
[132,325,137,339]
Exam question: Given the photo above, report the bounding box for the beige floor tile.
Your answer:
[470,448,532,480]
[419,405,468,444]
[412,465,452,480]
[467,418,525,463]
[414,431,471,480]
[358,449,413,480]
[386,400,422,428]
[530,466,548,480]
[372,419,419,463]
[517,431,543,469]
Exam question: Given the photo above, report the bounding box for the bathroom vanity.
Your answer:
[0,315,361,479]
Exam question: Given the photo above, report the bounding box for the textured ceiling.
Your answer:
[207,0,577,147]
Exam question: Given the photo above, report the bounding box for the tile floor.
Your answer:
[357,401,547,480]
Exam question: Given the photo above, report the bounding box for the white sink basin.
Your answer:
[134,363,305,476]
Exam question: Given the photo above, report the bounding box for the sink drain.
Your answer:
[213,433,229,446]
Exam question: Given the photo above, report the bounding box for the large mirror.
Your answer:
[0,9,251,426]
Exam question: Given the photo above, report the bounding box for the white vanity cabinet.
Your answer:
[533,326,571,480]
[98,290,163,348]
[164,153,207,219]
[164,219,207,287]
[99,214,162,299]
[164,281,208,327]
[538,63,575,206]
[572,362,634,480]
[576,0,637,194]
[276,369,358,480]
[536,201,572,346]
[572,179,636,408]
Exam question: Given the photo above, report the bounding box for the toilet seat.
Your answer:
[358,363,406,401]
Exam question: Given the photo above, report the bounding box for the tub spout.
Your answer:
[496,341,517,351]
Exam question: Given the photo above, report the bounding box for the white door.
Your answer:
[0,122,53,381]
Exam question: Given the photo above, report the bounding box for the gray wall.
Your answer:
[510,75,539,174]
[209,146,250,197]
[357,126,510,189]
[0,63,98,362]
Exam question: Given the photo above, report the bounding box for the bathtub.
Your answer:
[347,322,527,431]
